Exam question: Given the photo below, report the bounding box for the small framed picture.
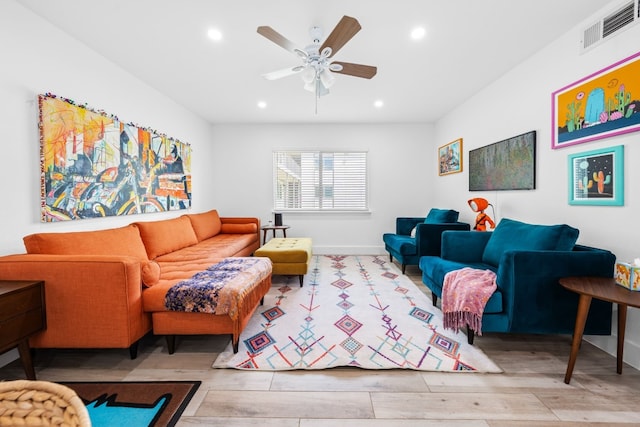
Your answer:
[438,138,463,176]
[568,145,624,206]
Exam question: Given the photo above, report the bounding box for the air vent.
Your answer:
[581,0,639,52]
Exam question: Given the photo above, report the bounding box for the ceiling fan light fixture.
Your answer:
[301,67,316,84]
[303,80,316,92]
[319,69,335,88]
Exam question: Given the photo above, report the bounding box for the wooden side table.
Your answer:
[0,280,46,380]
[559,276,640,384]
[260,224,290,244]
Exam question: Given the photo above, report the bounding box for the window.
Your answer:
[273,151,368,211]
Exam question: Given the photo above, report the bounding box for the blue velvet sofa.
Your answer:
[383,208,470,274]
[419,218,614,343]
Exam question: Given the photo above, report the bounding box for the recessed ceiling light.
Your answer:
[257,101,267,109]
[374,100,384,108]
[410,27,426,40]
[207,28,223,41]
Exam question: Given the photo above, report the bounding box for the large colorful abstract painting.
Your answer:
[38,94,192,222]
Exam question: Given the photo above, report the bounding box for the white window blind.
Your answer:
[273,151,368,211]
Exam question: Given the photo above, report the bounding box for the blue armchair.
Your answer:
[419,218,614,344]
[383,208,470,274]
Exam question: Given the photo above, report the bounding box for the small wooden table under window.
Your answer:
[559,276,640,384]
[0,280,46,380]
[261,224,290,244]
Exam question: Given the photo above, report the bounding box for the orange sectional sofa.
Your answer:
[0,209,267,358]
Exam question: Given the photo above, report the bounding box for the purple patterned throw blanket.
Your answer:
[164,257,272,319]
[442,267,497,336]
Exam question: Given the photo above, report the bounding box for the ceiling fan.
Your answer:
[257,15,377,109]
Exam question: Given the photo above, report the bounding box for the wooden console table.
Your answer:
[559,276,640,384]
[0,280,46,380]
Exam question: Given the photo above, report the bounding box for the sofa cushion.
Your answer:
[221,223,258,234]
[134,216,198,259]
[23,224,149,261]
[425,208,459,224]
[141,260,161,287]
[482,218,580,267]
[185,209,222,242]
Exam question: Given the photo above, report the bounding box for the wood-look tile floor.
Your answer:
[2,264,639,426]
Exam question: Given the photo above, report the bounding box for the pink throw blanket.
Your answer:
[442,267,497,336]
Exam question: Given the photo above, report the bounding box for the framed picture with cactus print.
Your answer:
[552,50,640,149]
[438,138,463,176]
[568,145,624,206]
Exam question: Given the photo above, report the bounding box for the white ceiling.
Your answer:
[16,0,612,124]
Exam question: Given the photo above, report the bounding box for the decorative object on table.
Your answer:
[468,130,536,191]
[0,380,91,427]
[552,50,640,149]
[38,93,192,222]
[274,212,283,226]
[61,380,200,427]
[257,16,377,113]
[567,144,624,206]
[213,255,501,373]
[467,197,495,231]
[438,138,463,175]
[615,258,640,291]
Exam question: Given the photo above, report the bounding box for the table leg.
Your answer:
[283,229,287,238]
[564,294,592,384]
[272,229,276,240]
[17,339,36,380]
[262,230,267,245]
[617,303,627,374]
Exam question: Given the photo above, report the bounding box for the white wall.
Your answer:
[211,123,433,254]
[0,1,215,255]
[433,9,640,367]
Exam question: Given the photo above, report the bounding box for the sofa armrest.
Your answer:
[415,222,471,257]
[0,254,151,349]
[395,217,425,235]
[441,230,492,262]
[496,248,615,332]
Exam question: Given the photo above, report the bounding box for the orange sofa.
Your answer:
[0,209,267,358]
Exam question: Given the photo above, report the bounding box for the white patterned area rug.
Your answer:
[213,255,502,372]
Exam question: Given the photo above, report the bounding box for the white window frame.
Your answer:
[272,150,369,212]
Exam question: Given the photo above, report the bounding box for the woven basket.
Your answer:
[0,380,91,426]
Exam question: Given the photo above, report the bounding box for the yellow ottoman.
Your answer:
[255,237,312,287]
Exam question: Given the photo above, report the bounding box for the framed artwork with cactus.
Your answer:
[552,50,640,149]
[568,145,624,206]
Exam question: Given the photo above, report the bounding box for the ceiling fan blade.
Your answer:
[257,26,301,54]
[320,16,361,57]
[261,66,305,80]
[331,62,377,79]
